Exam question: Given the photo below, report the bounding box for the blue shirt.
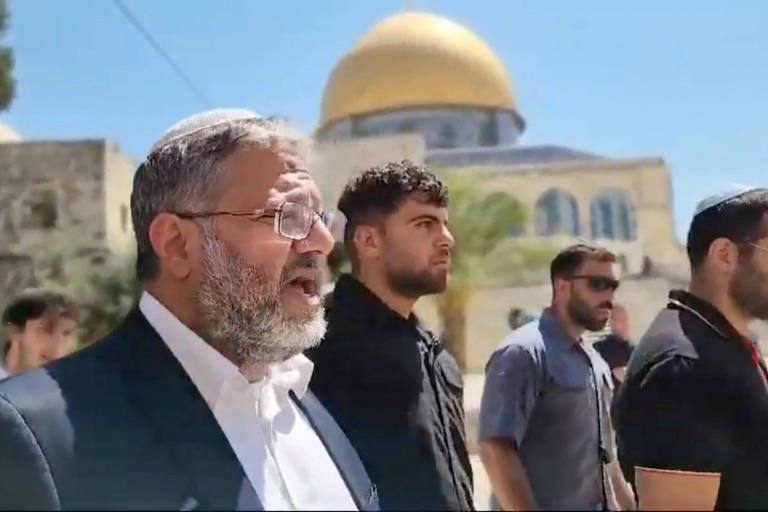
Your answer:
[479,308,615,510]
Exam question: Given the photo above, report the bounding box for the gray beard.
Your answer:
[197,232,326,367]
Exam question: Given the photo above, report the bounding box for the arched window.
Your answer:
[436,122,458,149]
[590,189,637,240]
[535,189,580,236]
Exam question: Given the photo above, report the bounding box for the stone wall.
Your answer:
[436,157,685,267]
[314,133,425,211]
[0,141,108,256]
[0,140,136,284]
[0,253,36,311]
[103,142,136,256]
[412,276,759,373]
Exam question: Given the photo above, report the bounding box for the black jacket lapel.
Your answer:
[120,309,263,511]
[293,390,380,511]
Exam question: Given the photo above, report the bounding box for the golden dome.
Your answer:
[319,11,518,129]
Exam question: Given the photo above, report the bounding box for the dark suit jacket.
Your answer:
[0,309,379,511]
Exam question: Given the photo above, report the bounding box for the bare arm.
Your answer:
[478,437,537,511]
[608,458,636,510]
[634,467,720,511]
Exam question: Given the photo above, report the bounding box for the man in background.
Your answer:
[308,161,473,510]
[507,307,538,332]
[479,244,635,510]
[593,304,634,387]
[1,288,78,379]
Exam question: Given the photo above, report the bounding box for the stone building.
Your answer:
[0,124,134,311]
[313,11,692,370]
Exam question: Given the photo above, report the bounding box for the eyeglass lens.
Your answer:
[278,203,331,240]
[587,276,619,292]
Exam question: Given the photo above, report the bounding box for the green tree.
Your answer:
[38,246,140,349]
[0,0,15,111]
[66,257,141,348]
[436,174,526,370]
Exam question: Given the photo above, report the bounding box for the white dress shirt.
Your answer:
[139,292,357,511]
[0,364,8,380]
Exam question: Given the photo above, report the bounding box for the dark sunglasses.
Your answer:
[569,275,620,292]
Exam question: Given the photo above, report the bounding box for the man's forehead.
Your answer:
[217,147,315,205]
[26,314,77,329]
[579,258,615,274]
[396,195,447,216]
[265,172,320,207]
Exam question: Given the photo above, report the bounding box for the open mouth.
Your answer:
[285,267,321,298]
[287,276,318,296]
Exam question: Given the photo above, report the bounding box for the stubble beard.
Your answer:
[730,260,768,321]
[568,294,609,332]
[386,264,448,299]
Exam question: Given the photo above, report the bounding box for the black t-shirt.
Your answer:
[613,290,768,509]
[307,275,474,511]
[593,334,633,388]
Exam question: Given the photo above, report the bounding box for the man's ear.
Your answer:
[553,277,571,299]
[352,224,383,262]
[148,213,198,280]
[707,237,739,273]
[4,323,22,344]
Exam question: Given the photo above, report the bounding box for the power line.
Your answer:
[112,0,212,107]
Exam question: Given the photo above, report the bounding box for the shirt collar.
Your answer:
[333,274,420,329]
[138,292,313,411]
[539,307,583,352]
[668,289,758,344]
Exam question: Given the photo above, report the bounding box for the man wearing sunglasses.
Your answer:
[0,110,378,510]
[479,244,635,511]
[614,186,768,510]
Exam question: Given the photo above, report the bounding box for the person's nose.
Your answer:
[294,218,334,256]
[439,224,455,250]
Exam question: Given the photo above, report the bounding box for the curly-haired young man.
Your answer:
[307,160,474,510]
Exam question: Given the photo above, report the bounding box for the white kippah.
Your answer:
[149,108,261,154]
[693,184,760,217]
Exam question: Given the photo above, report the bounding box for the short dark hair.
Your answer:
[2,289,78,356]
[550,244,616,285]
[3,289,79,328]
[337,160,448,270]
[687,189,768,270]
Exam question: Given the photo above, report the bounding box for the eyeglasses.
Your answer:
[569,275,620,292]
[173,202,331,241]
[748,242,768,254]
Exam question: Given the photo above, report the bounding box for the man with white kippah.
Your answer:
[614,185,768,510]
[0,109,379,510]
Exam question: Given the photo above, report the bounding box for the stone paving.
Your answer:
[465,373,492,508]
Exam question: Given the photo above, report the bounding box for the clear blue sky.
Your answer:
[4,0,767,240]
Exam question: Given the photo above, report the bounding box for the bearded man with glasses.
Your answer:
[0,110,378,510]
[479,244,635,511]
[614,186,768,510]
